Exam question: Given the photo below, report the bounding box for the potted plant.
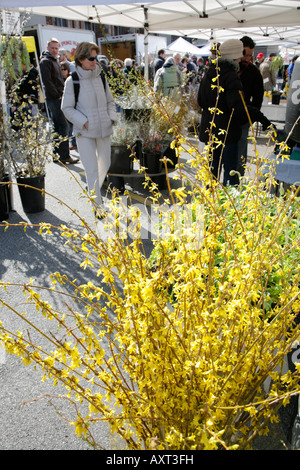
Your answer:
[109,119,138,175]
[0,35,31,219]
[271,90,281,105]
[141,125,164,174]
[1,36,30,83]
[270,55,284,76]
[115,82,152,122]
[270,55,284,104]
[151,94,188,168]
[107,119,138,193]
[9,109,51,213]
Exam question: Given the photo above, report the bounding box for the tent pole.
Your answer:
[143,6,149,82]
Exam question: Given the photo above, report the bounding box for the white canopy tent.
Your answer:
[1,1,300,78]
[196,42,213,56]
[0,0,299,45]
[166,36,205,56]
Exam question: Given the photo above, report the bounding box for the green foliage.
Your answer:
[270,55,284,74]
[0,35,31,179]
[0,36,30,82]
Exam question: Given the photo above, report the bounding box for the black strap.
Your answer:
[71,69,106,107]
[71,71,80,107]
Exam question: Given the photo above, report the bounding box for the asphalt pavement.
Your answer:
[0,147,185,451]
[0,152,110,450]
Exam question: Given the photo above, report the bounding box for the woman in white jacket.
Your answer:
[62,42,117,218]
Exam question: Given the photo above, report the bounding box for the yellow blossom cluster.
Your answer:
[1,81,300,450]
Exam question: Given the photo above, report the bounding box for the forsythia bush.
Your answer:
[1,88,300,450]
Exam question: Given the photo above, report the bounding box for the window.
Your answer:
[54,17,67,27]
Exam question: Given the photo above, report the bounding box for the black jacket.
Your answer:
[154,56,165,73]
[39,51,65,100]
[198,58,271,144]
[238,61,264,110]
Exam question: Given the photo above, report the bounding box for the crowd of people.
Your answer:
[255,50,298,91]
[8,35,299,217]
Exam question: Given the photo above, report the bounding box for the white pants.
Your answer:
[76,135,111,207]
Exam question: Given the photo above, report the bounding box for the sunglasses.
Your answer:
[87,56,97,61]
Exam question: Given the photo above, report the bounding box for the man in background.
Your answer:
[58,48,75,72]
[153,49,166,74]
[40,38,79,164]
[173,52,183,71]
[237,36,264,178]
[260,52,277,91]
[255,52,264,68]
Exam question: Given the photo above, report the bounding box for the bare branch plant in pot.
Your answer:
[9,108,52,213]
[0,34,31,219]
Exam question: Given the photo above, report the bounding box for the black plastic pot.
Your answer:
[107,175,125,193]
[272,92,281,105]
[16,174,45,213]
[109,145,133,174]
[0,180,9,221]
[142,152,162,174]
[163,142,177,168]
[133,139,143,161]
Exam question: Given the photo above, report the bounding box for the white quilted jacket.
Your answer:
[62,63,117,139]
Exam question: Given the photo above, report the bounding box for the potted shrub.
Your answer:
[139,99,181,174]
[270,55,284,104]
[270,55,284,76]
[1,36,30,83]
[115,81,152,122]
[2,74,300,451]
[151,94,188,168]
[9,109,51,213]
[141,128,164,174]
[109,119,137,175]
[107,119,138,193]
[271,90,281,105]
[0,35,31,219]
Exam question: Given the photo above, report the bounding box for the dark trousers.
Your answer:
[237,123,250,178]
[210,141,239,185]
[46,99,70,161]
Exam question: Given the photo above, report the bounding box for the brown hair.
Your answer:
[60,61,70,74]
[74,41,100,66]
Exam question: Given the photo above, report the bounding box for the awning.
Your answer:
[2,0,300,45]
[166,37,205,56]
